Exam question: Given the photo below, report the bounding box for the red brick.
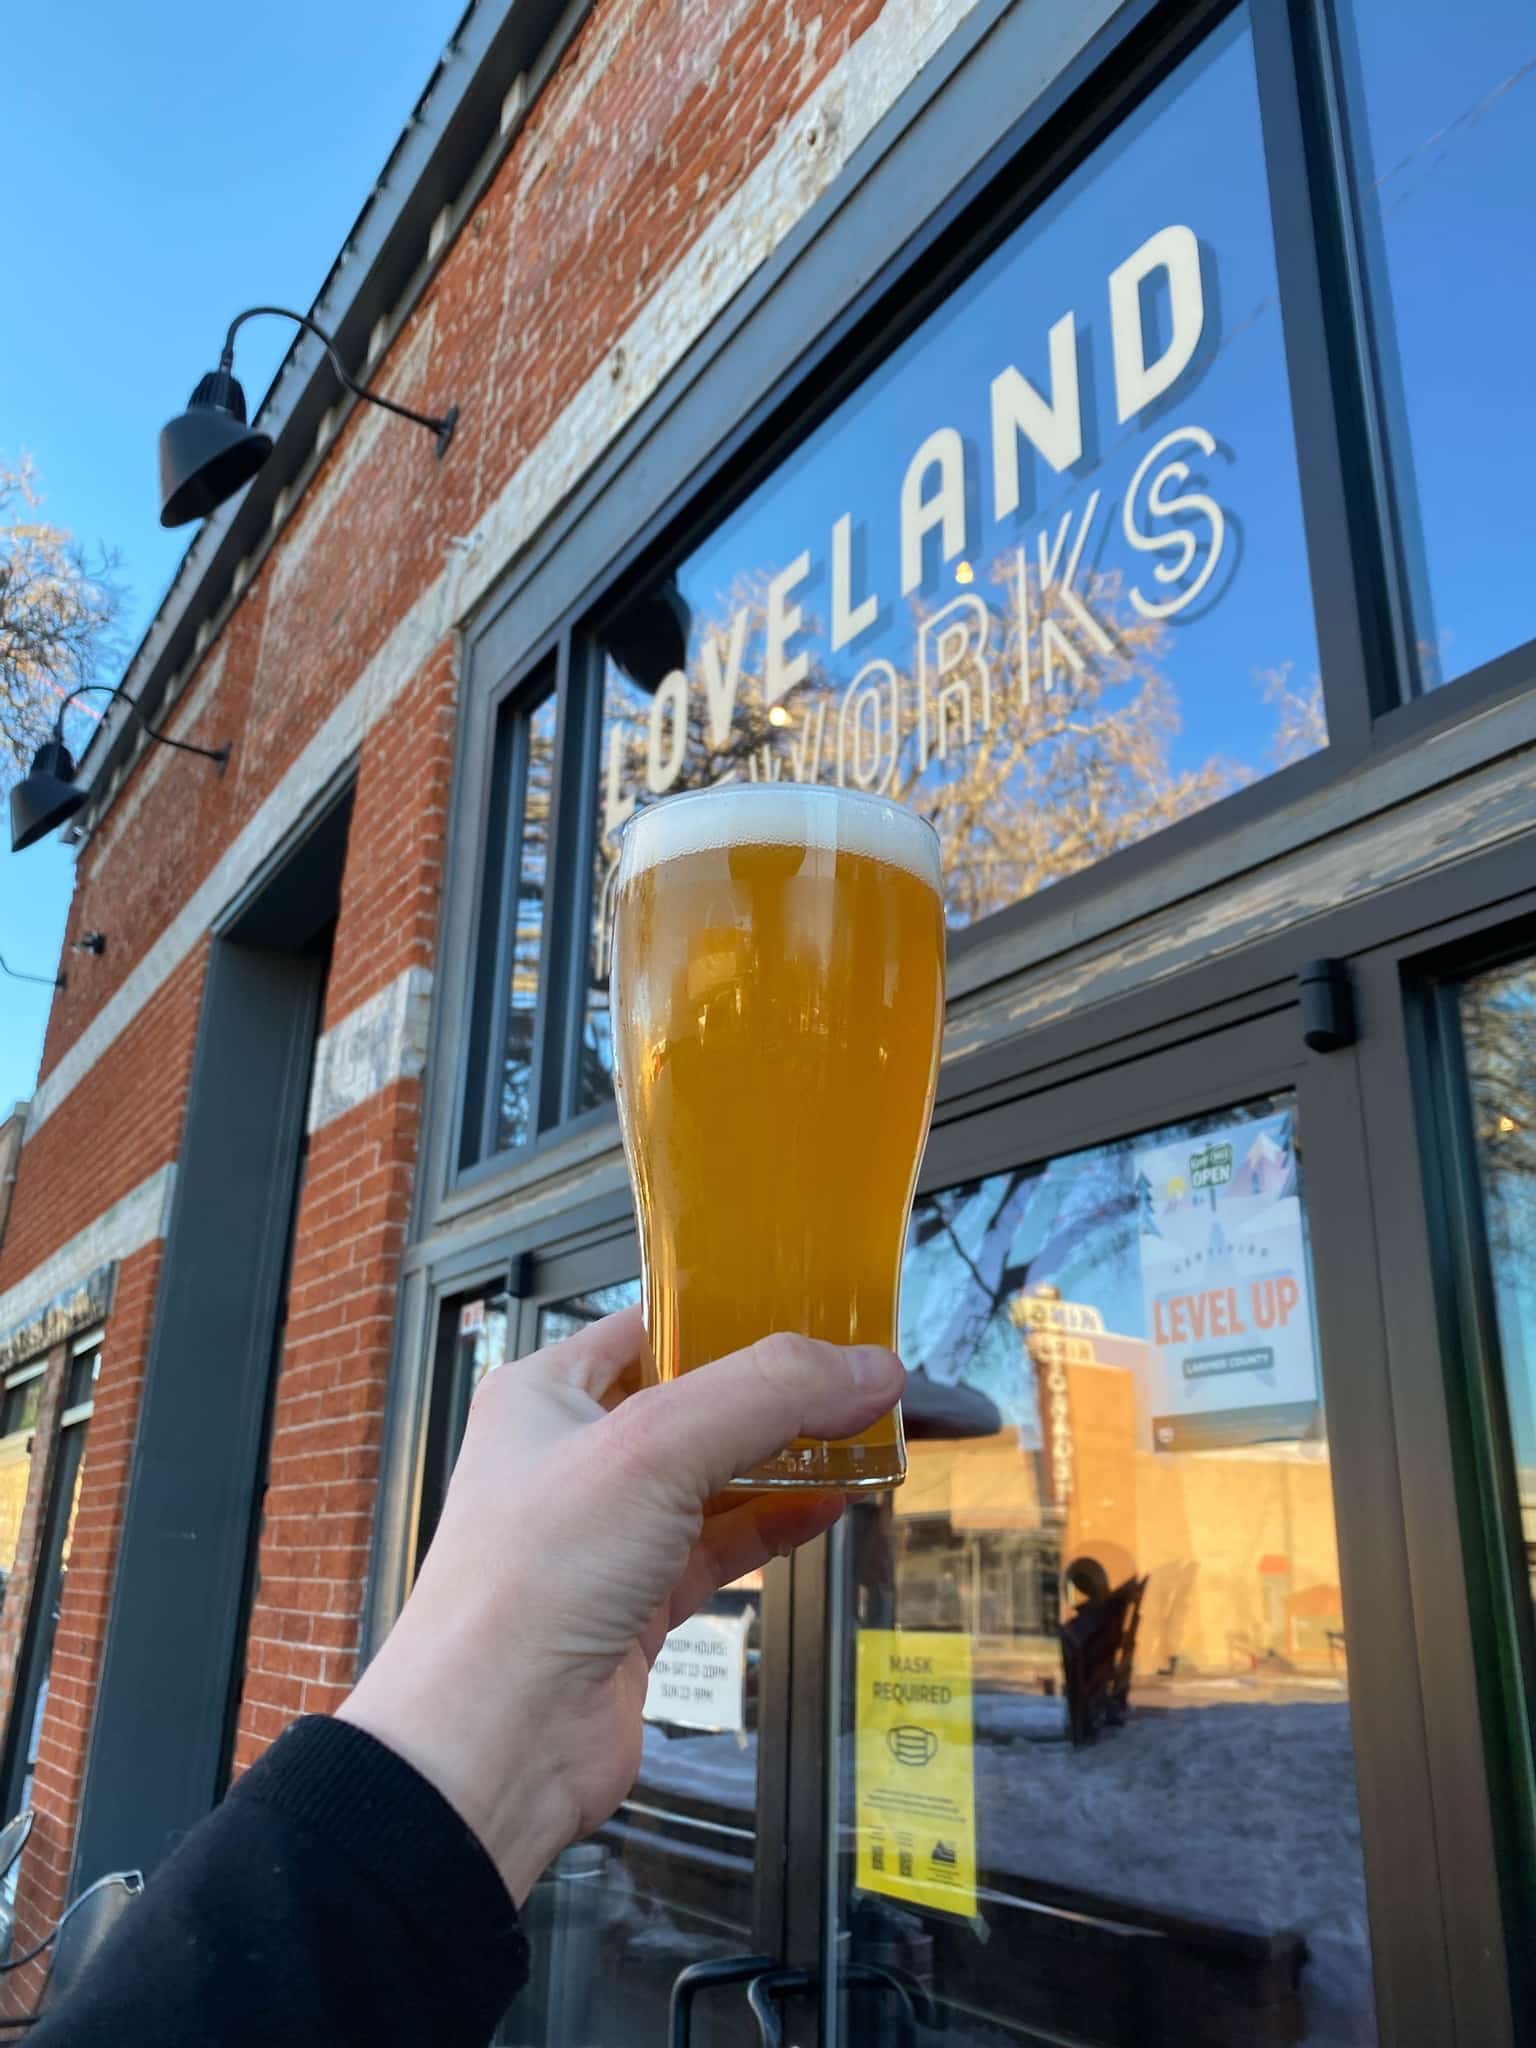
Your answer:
[0,0,882,1934]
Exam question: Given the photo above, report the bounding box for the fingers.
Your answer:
[531,1303,649,1404]
[665,1493,845,1630]
[603,1333,904,1503]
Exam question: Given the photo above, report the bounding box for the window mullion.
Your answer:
[1248,0,1407,740]
[538,630,605,1131]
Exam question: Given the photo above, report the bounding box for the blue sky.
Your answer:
[1,0,465,1118]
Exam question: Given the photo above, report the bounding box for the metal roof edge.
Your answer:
[77,0,592,830]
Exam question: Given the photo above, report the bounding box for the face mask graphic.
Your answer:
[886,1723,939,1766]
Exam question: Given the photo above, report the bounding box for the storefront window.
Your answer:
[493,690,557,1154]
[457,1295,511,1396]
[0,1373,42,1439]
[3,1348,93,1821]
[833,1095,1375,2046]
[1458,959,1536,1609]
[578,8,1323,1107]
[538,1280,641,1349]
[1335,0,1536,693]
[0,1369,40,1619]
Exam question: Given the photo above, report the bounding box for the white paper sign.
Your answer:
[643,1611,750,1732]
[1135,1113,1320,1450]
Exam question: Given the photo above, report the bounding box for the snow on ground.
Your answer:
[636,1695,1375,2043]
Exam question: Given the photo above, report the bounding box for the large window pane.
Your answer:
[832,1095,1376,2047]
[581,10,1322,1105]
[1336,0,1536,692]
[1459,959,1536,1608]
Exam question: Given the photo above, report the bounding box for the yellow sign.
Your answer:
[855,1629,977,1919]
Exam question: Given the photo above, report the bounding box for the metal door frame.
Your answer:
[383,851,1536,2046]
[779,993,1475,2048]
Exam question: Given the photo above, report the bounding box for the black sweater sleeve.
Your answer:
[31,1715,530,2048]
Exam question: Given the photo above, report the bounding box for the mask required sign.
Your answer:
[855,1629,977,1919]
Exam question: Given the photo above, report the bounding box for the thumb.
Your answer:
[599,1334,904,1502]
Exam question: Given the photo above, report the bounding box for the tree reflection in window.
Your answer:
[578,13,1323,1106]
[1460,960,1536,1608]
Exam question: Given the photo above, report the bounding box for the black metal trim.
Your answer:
[787,1003,1455,2043]
[1248,0,1402,738]
[72,938,327,1884]
[1349,952,1518,2047]
[549,633,609,1128]
[447,651,559,1173]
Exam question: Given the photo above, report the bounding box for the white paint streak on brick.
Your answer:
[31,1,1000,1140]
[308,967,433,1133]
[0,1165,176,1336]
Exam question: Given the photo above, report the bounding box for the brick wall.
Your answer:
[0,0,960,1938]
[5,1241,162,1975]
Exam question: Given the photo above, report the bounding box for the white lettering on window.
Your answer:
[605,723,636,837]
[900,428,967,596]
[645,669,689,793]
[764,552,812,705]
[919,596,992,763]
[1122,426,1226,618]
[836,659,901,793]
[990,311,1083,519]
[1109,224,1204,423]
[700,608,750,746]
[831,513,879,652]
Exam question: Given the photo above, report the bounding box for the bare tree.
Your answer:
[592,557,1251,941]
[0,456,122,778]
[536,549,1314,1105]
[1459,961,1536,1264]
[1258,663,1327,769]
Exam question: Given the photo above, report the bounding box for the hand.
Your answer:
[339,1306,904,1903]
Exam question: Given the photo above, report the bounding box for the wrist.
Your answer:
[338,1681,580,1908]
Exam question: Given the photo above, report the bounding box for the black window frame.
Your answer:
[1320,0,1536,727]
[0,1365,45,1441]
[445,0,1536,1189]
[1389,917,1536,2043]
[454,651,564,1174]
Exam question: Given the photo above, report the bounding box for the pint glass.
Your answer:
[610,782,945,1490]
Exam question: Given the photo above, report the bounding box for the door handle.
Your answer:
[741,1961,925,2045]
[671,1954,926,2047]
[669,1955,775,2048]
[745,1966,812,2048]
[843,1960,928,2029]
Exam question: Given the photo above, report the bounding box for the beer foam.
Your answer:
[622,785,941,890]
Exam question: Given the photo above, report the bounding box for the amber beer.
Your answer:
[611,783,945,1489]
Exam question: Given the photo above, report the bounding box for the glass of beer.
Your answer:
[610,782,945,1490]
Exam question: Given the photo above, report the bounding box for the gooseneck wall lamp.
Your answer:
[10,685,229,854]
[159,305,459,528]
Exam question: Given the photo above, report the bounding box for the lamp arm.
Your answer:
[220,306,457,450]
[0,954,64,989]
[54,685,229,772]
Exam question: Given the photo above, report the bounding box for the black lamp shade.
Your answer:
[606,578,692,690]
[10,738,87,852]
[159,369,273,528]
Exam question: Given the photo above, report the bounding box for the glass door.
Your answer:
[453,1008,1435,2045]
[817,1014,1405,2048]
[440,1245,783,2048]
